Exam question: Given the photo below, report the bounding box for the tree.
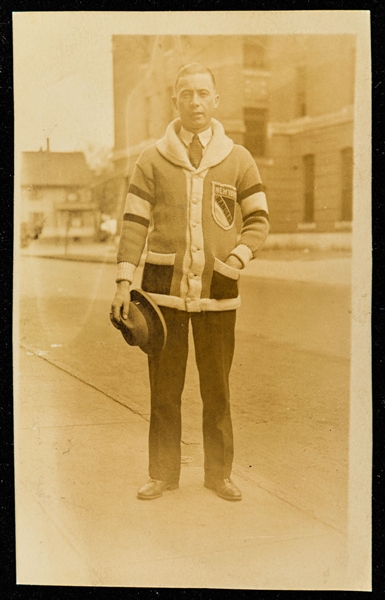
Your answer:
[83,143,114,176]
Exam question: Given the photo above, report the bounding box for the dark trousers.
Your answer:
[148,307,236,483]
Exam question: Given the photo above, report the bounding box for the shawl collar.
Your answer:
[155,118,233,174]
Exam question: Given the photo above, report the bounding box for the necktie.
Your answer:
[189,134,203,169]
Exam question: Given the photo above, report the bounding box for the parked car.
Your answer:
[20,212,45,247]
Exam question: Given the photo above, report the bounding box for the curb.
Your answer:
[23,253,117,264]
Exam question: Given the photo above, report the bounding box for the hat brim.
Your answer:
[125,289,167,356]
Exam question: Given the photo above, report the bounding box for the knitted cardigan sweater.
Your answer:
[116,118,269,312]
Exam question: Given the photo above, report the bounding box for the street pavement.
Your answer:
[15,348,349,589]
[14,245,357,589]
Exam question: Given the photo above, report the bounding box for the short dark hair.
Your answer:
[174,63,216,92]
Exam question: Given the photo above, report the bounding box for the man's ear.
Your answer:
[172,96,178,111]
[214,94,220,109]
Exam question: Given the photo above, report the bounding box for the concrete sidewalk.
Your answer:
[19,239,352,286]
[15,347,349,589]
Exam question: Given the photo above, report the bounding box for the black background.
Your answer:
[1,2,383,598]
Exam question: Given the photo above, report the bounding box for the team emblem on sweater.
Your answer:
[211,182,237,230]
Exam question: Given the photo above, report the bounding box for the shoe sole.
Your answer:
[137,482,179,500]
[204,481,242,501]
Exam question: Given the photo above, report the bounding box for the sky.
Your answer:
[13,13,117,154]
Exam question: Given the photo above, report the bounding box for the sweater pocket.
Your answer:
[210,257,240,300]
[142,251,176,296]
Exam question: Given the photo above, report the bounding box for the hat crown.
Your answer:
[115,289,167,356]
[119,301,149,347]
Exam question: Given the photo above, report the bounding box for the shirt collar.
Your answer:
[179,125,213,148]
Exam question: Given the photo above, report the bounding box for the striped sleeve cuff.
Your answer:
[229,244,253,268]
[116,262,136,284]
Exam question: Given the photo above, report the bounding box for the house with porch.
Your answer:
[20,140,97,241]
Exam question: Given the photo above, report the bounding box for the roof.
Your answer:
[21,150,92,187]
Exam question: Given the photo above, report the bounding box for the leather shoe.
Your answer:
[137,478,179,500]
[204,477,242,501]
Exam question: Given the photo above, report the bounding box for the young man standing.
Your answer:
[110,63,269,501]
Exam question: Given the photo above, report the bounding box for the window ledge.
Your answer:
[298,222,316,231]
[334,221,352,231]
[252,156,274,166]
[243,68,271,77]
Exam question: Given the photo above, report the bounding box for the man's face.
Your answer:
[172,72,219,133]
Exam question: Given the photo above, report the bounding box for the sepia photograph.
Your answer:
[13,11,371,590]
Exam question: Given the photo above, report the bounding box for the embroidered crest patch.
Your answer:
[211,182,237,230]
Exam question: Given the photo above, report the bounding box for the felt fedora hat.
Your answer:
[112,289,167,356]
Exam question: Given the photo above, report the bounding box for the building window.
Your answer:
[145,96,151,138]
[341,147,353,221]
[296,66,307,117]
[303,154,315,222]
[243,40,266,70]
[66,191,78,203]
[29,186,42,200]
[243,107,267,157]
[166,86,174,121]
[349,47,356,105]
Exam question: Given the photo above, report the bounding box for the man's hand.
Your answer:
[225,255,243,270]
[110,281,131,329]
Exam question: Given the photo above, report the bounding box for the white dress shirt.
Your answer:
[179,125,213,158]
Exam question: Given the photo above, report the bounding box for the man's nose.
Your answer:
[190,93,200,106]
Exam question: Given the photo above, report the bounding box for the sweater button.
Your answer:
[189,272,194,279]
[191,246,197,253]
[191,221,197,227]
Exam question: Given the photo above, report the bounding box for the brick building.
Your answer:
[112,34,355,234]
